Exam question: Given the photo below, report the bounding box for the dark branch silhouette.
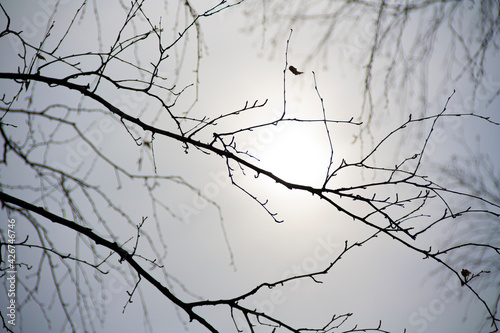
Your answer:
[1,1,499,333]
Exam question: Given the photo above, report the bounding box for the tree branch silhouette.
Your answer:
[1,1,499,332]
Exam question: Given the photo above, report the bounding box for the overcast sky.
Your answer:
[1,1,499,333]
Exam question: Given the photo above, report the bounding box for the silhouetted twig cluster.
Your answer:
[0,2,499,333]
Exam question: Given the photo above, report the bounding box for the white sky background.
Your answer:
[0,1,499,333]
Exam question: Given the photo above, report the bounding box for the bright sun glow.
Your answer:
[257,123,331,186]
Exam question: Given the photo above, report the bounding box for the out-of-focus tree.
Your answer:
[243,1,500,125]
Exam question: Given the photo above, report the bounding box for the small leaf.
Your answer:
[289,65,303,75]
